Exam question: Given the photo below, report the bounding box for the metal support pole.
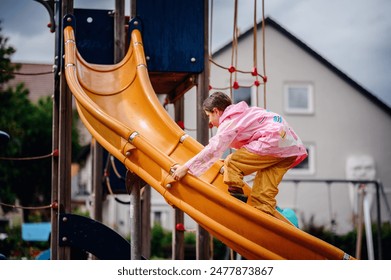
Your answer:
[375,182,382,260]
[196,0,211,260]
[173,97,185,260]
[50,70,59,260]
[114,0,125,61]
[129,174,142,260]
[56,0,73,260]
[50,8,61,259]
[123,0,143,260]
[141,185,151,259]
[355,185,364,259]
[92,140,103,223]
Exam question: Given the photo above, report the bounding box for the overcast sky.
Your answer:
[1,0,390,107]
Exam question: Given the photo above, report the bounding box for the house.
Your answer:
[6,63,54,103]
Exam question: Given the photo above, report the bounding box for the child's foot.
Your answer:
[228,186,248,203]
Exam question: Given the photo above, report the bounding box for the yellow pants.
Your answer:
[224,148,296,215]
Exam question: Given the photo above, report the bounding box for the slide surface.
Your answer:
[63,25,354,260]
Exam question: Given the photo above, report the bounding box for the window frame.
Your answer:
[232,86,252,105]
[283,83,314,115]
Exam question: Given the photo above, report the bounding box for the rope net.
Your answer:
[209,0,268,108]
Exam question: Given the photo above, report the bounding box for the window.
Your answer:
[284,83,314,114]
[153,211,162,225]
[289,144,315,175]
[233,87,251,105]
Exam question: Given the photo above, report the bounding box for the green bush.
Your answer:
[0,225,49,259]
[303,218,391,260]
[150,223,171,259]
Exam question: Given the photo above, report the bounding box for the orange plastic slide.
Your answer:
[63,25,354,260]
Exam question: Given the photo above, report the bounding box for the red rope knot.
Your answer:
[175,223,186,232]
[50,201,59,210]
[176,120,185,130]
[52,149,59,157]
[228,65,236,73]
[233,81,239,89]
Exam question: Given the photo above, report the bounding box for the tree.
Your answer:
[0,22,81,220]
[0,22,20,89]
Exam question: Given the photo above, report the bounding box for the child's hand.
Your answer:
[171,164,189,180]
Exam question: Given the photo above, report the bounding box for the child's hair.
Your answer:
[202,91,232,112]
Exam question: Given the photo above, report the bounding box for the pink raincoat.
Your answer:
[185,101,307,176]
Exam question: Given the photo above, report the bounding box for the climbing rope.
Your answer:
[208,0,268,107]
[253,0,259,106]
[229,0,239,99]
[103,154,148,205]
[0,149,59,210]
[0,69,54,76]
[261,0,267,108]
[209,0,215,58]
[0,150,58,161]
[209,59,266,90]
[0,201,55,210]
[103,154,130,205]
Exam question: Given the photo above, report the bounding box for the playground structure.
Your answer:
[62,18,355,259]
[7,0,378,260]
[3,0,391,261]
[0,1,391,259]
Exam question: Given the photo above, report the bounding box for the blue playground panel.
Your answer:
[22,222,51,242]
[74,9,115,64]
[73,0,204,71]
[135,0,204,73]
[35,249,50,260]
